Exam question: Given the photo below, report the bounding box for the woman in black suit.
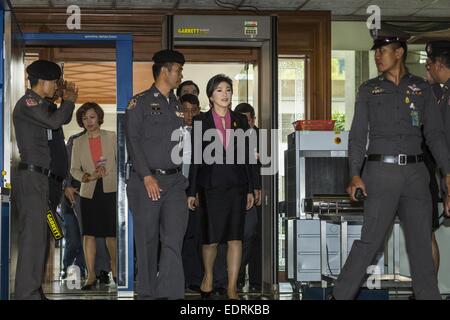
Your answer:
[187,74,254,300]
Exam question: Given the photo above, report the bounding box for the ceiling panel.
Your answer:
[302,0,368,10]
[431,0,450,9]
[115,0,177,8]
[10,0,49,6]
[414,8,450,17]
[244,0,307,9]
[352,7,420,16]
[353,0,435,9]
[9,0,450,18]
[51,0,115,7]
[331,7,362,15]
[177,0,230,9]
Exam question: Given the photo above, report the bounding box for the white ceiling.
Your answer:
[8,0,450,19]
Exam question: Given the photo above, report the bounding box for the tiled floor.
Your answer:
[41,280,425,300]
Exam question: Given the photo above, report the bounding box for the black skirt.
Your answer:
[199,185,247,245]
[80,179,117,237]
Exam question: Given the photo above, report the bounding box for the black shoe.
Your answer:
[328,294,336,300]
[97,270,110,284]
[214,287,227,296]
[200,289,214,300]
[38,287,49,300]
[81,279,98,290]
[60,270,67,280]
[187,284,201,293]
[248,285,261,293]
[237,282,245,291]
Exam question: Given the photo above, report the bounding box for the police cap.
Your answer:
[426,40,450,59]
[152,49,185,65]
[371,36,408,50]
[26,60,62,80]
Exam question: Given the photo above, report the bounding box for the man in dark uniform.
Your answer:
[13,60,78,299]
[426,41,450,210]
[426,40,450,300]
[234,102,262,292]
[125,49,188,300]
[179,92,203,293]
[47,79,71,216]
[331,36,450,300]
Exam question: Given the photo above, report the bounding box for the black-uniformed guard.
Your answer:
[47,79,72,219]
[13,60,78,300]
[331,35,450,300]
[125,49,188,299]
[426,40,450,213]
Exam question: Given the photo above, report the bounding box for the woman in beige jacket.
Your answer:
[71,102,117,290]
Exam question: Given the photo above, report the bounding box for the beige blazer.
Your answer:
[70,129,117,199]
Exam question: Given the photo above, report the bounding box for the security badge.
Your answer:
[409,102,420,127]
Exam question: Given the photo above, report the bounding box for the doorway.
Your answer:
[171,14,278,294]
[6,33,133,299]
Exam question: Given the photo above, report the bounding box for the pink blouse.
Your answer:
[212,109,231,148]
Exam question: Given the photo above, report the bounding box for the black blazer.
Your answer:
[187,109,254,197]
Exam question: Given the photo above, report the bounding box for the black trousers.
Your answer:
[182,208,203,288]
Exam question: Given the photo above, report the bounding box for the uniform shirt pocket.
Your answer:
[143,111,167,139]
[368,93,390,125]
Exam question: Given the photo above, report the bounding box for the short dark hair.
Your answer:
[432,54,450,69]
[29,75,39,88]
[152,62,173,80]
[76,102,104,128]
[176,80,200,97]
[234,103,255,118]
[206,74,233,104]
[392,42,408,62]
[180,94,200,107]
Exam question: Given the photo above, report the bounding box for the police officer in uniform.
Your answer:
[13,60,78,299]
[125,49,188,300]
[331,36,450,300]
[425,41,450,213]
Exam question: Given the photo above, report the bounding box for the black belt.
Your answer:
[149,167,181,175]
[367,154,424,165]
[18,163,65,183]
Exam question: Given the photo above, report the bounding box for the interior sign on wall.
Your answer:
[244,21,258,36]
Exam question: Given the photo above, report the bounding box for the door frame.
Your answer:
[13,32,134,297]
